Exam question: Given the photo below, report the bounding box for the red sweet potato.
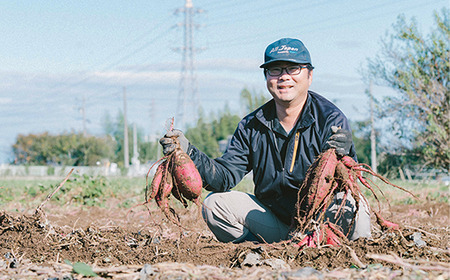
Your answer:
[144,123,203,226]
[295,232,317,248]
[155,171,177,218]
[171,177,189,208]
[292,148,416,248]
[171,148,202,201]
[306,149,338,210]
[375,212,400,231]
[296,149,338,231]
[324,226,341,247]
[160,170,173,202]
[147,162,165,202]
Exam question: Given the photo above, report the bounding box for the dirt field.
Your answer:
[0,182,449,279]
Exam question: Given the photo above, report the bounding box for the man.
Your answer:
[160,38,371,243]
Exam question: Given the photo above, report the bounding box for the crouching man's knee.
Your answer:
[202,192,251,243]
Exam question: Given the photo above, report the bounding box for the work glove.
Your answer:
[325,126,352,156]
[159,129,189,156]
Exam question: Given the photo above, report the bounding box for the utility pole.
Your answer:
[123,87,129,169]
[132,123,139,166]
[175,0,204,128]
[369,81,377,173]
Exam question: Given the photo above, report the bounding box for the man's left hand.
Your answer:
[325,126,352,156]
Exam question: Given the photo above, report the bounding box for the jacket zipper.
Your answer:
[289,131,300,173]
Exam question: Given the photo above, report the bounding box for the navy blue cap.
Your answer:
[260,38,312,68]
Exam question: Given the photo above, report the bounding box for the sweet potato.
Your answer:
[171,148,202,201]
[375,212,400,231]
[171,176,189,208]
[296,149,338,231]
[147,162,166,202]
[156,171,173,211]
[293,148,416,248]
[144,121,203,226]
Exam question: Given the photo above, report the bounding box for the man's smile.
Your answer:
[277,84,294,92]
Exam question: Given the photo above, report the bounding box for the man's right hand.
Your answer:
[159,129,189,155]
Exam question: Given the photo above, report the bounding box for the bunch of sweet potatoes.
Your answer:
[145,135,202,225]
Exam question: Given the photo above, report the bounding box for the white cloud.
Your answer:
[92,70,181,84]
[196,58,259,72]
[0,98,12,104]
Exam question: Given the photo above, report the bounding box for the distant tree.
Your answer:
[366,8,449,172]
[184,104,241,158]
[350,120,372,165]
[212,104,241,140]
[184,88,269,157]
[186,109,221,158]
[138,140,160,162]
[240,87,269,113]
[12,132,115,166]
[102,111,159,166]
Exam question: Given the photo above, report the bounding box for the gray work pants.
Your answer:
[201,190,371,243]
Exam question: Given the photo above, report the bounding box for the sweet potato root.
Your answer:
[171,148,202,202]
[296,149,338,231]
[293,148,417,248]
[145,123,203,225]
[147,162,166,202]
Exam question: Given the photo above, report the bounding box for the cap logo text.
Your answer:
[269,45,299,54]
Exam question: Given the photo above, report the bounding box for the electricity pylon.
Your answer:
[174,0,204,128]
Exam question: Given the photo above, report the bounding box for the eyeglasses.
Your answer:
[265,65,310,76]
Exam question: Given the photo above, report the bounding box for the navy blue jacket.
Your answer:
[188,91,355,225]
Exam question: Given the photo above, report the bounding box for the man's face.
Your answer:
[265,62,313,106]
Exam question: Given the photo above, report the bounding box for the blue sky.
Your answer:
[0,0,447,163]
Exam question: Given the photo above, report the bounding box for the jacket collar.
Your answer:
[255,91,316,131]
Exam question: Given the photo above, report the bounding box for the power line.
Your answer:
[204,0,330,26]
[199,0,245,11]
[202,0,436,51]
[30,25,176,133]
[48,25,175,100]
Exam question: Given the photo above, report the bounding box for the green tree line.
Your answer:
[12,132,115,166]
